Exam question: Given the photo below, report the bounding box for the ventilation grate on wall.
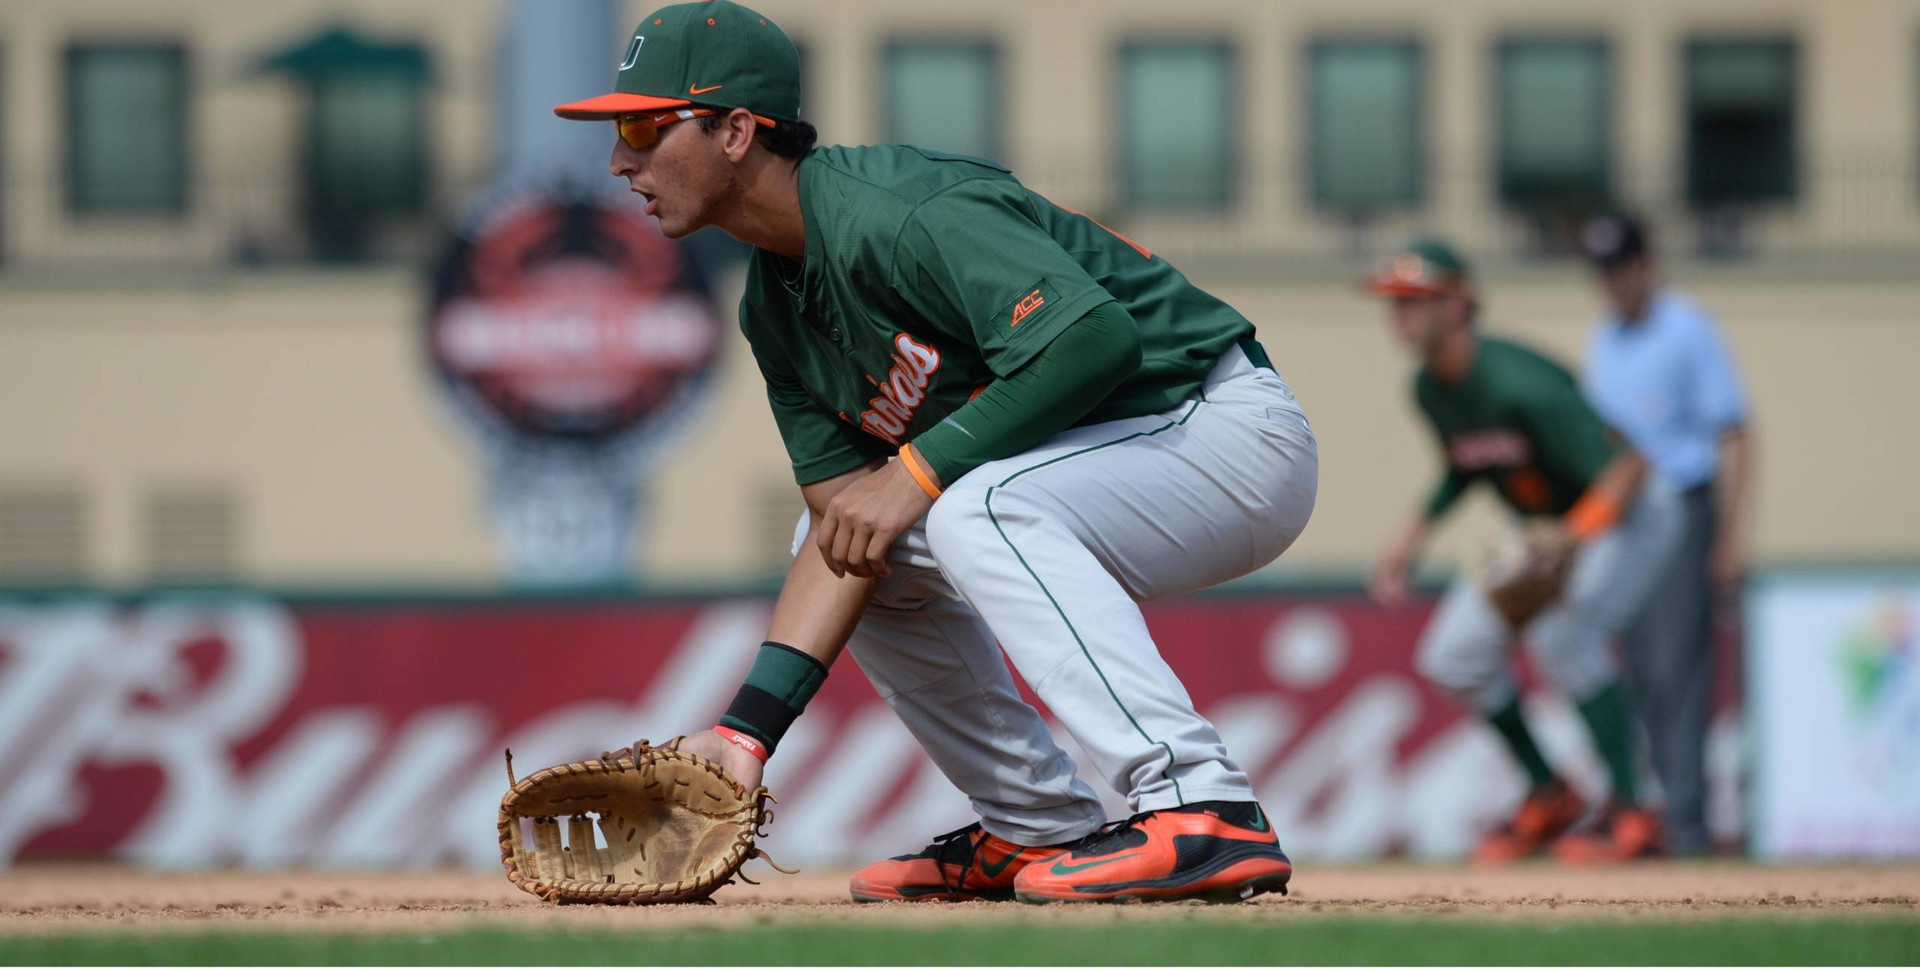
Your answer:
[0,483,88,580]
[144,484,239,580]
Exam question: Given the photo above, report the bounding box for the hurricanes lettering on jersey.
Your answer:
[859,334,942,445]
[1447,430,1531,470]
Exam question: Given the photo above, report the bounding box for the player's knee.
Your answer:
[923,489,987,562]
[1415,631,1497,697]
[1412,637,1460,690]
[1527,630,1615,699]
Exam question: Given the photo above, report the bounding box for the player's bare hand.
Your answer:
[676,728,765,791]
[1368,520,1428,607]
[1368,555,1412,607]
[816,458,934,579]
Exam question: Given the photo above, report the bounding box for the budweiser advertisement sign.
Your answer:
[0,595,1742,868]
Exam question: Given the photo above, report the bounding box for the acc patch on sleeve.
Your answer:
[997,279,1062,339]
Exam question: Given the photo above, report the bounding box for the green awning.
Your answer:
[258,26,430,82]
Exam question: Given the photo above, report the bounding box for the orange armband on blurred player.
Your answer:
[1563,491,1623,542]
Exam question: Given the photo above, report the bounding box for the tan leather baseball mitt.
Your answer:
[1480,521,1577,631]
[498,738,790,905]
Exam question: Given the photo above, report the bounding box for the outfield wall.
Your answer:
[0,587,1753,868]
[11,570,1916,869]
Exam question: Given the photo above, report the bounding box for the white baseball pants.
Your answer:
[794,346,1318,846]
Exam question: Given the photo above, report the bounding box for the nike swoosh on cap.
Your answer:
[689,83,723,95]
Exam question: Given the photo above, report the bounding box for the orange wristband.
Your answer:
[712,725,770,763]
[899,444,943,499]
[1563,492,1623,541]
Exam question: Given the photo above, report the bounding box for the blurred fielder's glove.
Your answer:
[498,737,790,905]
[1480,521,1577,630]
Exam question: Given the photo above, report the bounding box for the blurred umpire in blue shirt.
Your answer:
[1580,215,1755,856]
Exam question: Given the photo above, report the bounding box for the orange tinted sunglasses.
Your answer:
[615,107,780,150]
[615,108,720,150]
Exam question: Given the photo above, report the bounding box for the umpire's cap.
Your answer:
[1580,215,1650,270]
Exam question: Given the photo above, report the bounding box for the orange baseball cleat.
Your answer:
[849,823,1068,902]
[1471,778,1587,866]
[1553,804,1664,865]
[1012,801,1291,904]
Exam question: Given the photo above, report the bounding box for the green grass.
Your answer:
[5,917,1917,966]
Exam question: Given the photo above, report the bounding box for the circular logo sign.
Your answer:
[427,187,722,440]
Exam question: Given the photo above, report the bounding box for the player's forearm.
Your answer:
[1716,425,1754,550]
[765,514,876,666]
[712,546,862,762]
[1396,516,1432,554]
[910,301,1142,487]
[1564,449,1647,541]
[711,467,884,762]
[1422,469,1469,521]
[1383,515,1431,573]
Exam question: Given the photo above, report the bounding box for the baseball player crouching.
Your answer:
[1363,241,1681,864]
[555,1,1316,902]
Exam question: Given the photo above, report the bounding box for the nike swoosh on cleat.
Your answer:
[1049,854,1132,875]
[1070,839,1287,892]
[978,847,1022,879]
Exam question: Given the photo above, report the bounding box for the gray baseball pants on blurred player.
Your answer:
[1415,477,1685,713]
[1621,484,1718,853]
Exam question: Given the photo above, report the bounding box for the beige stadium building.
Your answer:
[1,0,1917,588]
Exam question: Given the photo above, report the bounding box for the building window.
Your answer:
[1120,42,1233,209]
[1685,39,1796,207]
[1495,38,1610,212]
[309,70,427,220]
[261,28,429,260]
[1309,39,1423,212]
[885,42,998,161]
[66,44,188,214]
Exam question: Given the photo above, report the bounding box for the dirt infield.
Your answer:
[1,862,1914,937]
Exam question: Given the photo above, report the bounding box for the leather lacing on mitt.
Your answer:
[498,738,794,905]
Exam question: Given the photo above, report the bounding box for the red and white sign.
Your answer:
[427,192,722,439]
[0,595,1741,868]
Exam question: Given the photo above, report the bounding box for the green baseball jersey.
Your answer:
[740,144,1256,484]
[1415,337,1620,518]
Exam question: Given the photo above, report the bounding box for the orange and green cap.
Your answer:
[553,0,801,123]
[1363,240,1472,297]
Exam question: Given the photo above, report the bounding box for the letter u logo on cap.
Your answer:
[620,36,645,70]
